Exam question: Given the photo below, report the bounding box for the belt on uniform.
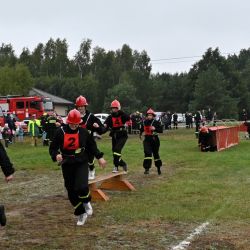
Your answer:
[112,127,126,131]
[61,147,85,158]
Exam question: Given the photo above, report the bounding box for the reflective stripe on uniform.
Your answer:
[144,157,153,160]
[113,152,122,156]
[79,191,90,199]
[88,160,95,166]
[74,202,82,210]
[48,120,56,123]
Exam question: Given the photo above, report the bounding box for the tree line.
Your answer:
[0,38,250,118]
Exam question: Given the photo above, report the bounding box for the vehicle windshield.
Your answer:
[30,101,41,110]
[42,99,53,111]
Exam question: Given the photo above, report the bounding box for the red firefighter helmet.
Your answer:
[200,126,209,133]
[66,109,82,124]
[75,95,88,107]
[110,99,121,110]
[146,108,156,116]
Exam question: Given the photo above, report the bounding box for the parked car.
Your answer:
[155,112,164,122]
[176,113,186,123]
[94,113,109,124]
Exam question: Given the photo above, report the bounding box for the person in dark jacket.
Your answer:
[40,112,49,146]
[166,111,172,130]
[75,95,105,180]
[206,108,213,123]
[2,124,11,148]
[131,111,142,133]
[198,126,214,152]
[244,121,250,139]
[161,112,168,130]
[0,141,15,226]
[49,109,106,226]
[194,110,202,137]
[140,108,163,175]
[46,112,61,144]
[104,99,130,173]
[5,114,16,143]
[239,109,248,122]
[172,112,178,129]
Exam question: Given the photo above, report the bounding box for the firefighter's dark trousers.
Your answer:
[87,135,97,170]
[143,136,162,170]
[195,122,201,132]
[112,132,127,167]
[61,162,91,216]
[88,154,95,171]
[199,132,212,152]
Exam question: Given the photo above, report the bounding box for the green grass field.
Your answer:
[0,129,249,249]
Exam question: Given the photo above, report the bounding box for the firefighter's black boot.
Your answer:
[0,205,7,226]
[157,166,161,175]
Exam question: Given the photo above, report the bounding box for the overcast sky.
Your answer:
[1,0,250,74]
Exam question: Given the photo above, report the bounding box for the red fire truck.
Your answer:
[0,95,53,122]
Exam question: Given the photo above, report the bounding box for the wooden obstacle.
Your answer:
[89,171,136,201]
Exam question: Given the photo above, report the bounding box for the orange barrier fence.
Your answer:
[208,126,239,151]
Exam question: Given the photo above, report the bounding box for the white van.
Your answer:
[175,113,186,123]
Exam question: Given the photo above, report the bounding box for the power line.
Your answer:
[152,59,198,64]
[150,51,239,63]
[151,55,202,62]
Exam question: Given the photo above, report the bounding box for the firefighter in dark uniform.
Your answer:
[140,108,163,175]
[40,112,49,146]
[104,99,130,173]
[0,141,15,226]
[46,112,61,144]
[244,121,250,139]
[75,95,105,180]
[198,126,213,151]
[49,109,106,226]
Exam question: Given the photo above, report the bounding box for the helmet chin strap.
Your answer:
[68,124,79,130]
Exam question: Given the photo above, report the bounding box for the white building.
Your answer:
[29,88,73,117]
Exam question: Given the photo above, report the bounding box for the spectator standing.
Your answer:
[194,111,202,136]
[5,114,16,143]
[0,126,2,143]
[212,112,218,126]
[46,112,61,144]
[172,112,178,129]
[166,111,172,130]
[239,109,248,121]
[17,124,24,142]
[161,112,168,130]
[206,108,213,123]
[28,114,41,146]
[40,113,49,146]
[2,124,11,148]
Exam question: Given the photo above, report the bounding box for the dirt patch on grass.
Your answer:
[188,222,250,250]
[1,171,250,249]
[189,238,236,250]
